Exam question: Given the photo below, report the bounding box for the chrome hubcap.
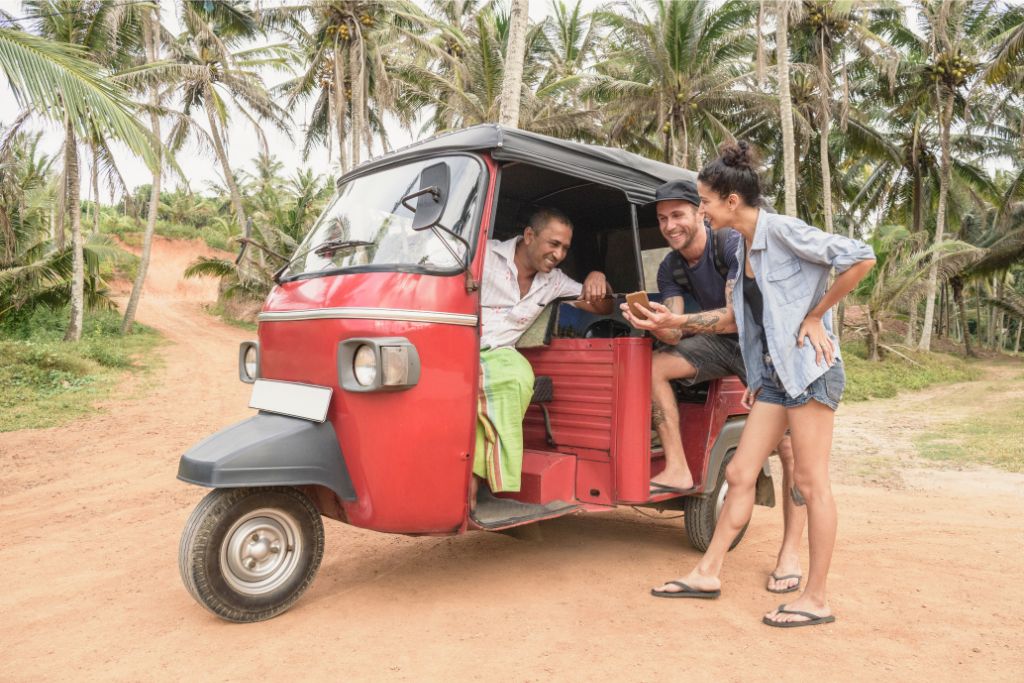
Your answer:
[221,508,302,596]
[714,480,730,522]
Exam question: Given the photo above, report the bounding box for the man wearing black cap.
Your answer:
[624,179,744,496]
[622,179,806,595]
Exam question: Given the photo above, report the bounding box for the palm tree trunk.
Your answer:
[54,169,66,251]
[905,299,917,347]
[90,142,100,234]
[122,9,162,335]
[333,46,349,173]
[777,1,797,216]
[756,1,767,88]
[350,33,364,166]
[951,276,973,357]
[498,0,530,128]
[910,125,923,233]
[1013,319,1021,355]
[63,118,84,342]
[818,45,833,234]
[866,307,882,361]
[918,92,954,352]
[203,94,246,233]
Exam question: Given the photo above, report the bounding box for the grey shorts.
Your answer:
[657,334,747,386]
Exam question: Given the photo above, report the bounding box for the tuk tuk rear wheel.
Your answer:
[682,449,748,552]
[179,486,324,623]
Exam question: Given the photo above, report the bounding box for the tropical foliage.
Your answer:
[1,0,1022,358]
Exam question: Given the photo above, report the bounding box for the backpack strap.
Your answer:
[709,227,731,280]
[669,250,691,294]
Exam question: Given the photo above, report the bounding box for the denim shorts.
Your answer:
[756,357,846,411]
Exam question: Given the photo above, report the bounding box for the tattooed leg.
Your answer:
[650,351,696,490]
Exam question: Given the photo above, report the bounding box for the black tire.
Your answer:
[179,486,325,623]
[683,449,748,552]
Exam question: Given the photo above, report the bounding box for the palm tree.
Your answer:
[856,223,980,360]
[164,0,291,242]
[400,4,595,138]
[13,0,156,341]
[122,4,166,335]
[589,0,765,167]
[792,1,894,234]
[910,0,998,351]
[269,1,429,172]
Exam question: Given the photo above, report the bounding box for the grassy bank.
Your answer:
[102,216,234,252]
[915,398,1024,472]
[842,340,981,401]
[0,307,162,432]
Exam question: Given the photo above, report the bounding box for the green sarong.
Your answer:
[474,347,535,493]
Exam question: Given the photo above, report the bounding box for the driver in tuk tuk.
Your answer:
[622,179,806,595]
[473,207,613,502]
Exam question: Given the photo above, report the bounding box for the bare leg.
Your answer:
[650,351,697,490]
[767,434,806,592]
[764,401,837,623]
[653,400,788,593]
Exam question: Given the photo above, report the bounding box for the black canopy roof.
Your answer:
[348,124,695,205]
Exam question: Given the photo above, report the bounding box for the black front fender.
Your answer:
[177,413,356,501]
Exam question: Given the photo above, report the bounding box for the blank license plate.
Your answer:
[249,380,333,422]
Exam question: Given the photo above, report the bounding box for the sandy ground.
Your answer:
[1,237,1023,682]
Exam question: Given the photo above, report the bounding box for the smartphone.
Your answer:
[625,291,652,320]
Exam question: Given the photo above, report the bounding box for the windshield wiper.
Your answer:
[312,239,374,257]
[272,239,375,285]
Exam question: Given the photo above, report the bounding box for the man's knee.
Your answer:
[652,350,697,382]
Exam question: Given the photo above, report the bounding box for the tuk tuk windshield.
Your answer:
[280,155,484,281]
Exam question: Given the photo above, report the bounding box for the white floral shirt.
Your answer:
[479,237,582,349]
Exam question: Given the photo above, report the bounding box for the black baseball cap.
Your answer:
[648,179,700,207]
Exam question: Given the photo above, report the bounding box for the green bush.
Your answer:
[199,224,232,251]
[0,307,161,431]
[842,340,981,401]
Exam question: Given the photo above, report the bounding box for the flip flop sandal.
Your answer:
[762,604,836,628]
[650,580,721,599]
[648,483,698,497]
[767,573,802,594]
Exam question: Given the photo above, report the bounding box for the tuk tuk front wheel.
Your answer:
[179,486,325,623]
[682,449,748,552]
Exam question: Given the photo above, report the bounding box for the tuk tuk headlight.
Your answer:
[339,338,421,392]
[238,341,259,383]
[353,345,378,386]
[381,345,410,386]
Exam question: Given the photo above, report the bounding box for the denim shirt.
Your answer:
[732,210,875,399]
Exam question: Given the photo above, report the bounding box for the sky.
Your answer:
[0,0,605,200]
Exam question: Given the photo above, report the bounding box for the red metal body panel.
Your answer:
[255,153,499,534]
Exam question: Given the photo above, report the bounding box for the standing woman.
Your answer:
[639,141,875,627]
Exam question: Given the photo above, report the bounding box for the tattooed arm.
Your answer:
[649,296,685,345]
[676,278,738,334]
[622,279,738,335]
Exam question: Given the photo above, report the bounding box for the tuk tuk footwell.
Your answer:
[471,487,578,530]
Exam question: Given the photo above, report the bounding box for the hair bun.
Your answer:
[718,140,758,170]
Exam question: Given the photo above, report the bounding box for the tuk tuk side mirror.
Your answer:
[403,162,450,232]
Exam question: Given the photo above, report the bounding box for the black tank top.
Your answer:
[743,268,769,356]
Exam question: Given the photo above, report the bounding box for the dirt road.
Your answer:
[2,238,1022,682]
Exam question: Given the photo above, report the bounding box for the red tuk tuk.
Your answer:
[177,125,774,622]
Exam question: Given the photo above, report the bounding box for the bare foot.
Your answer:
[650,464,694,491]
[652,569,720,595]
[767,553,802,592]
[763,595,832,625]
